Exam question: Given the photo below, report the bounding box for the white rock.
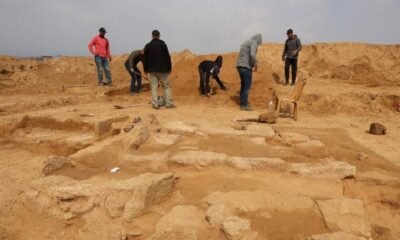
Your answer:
[41,156,74,177]
[163,121,196,136]
[221,216,258,240]
[227,156,286,170]
[119,152,169,170]
[148,205,206,240]
[26,173,175,222]
[151,133,182,146]
[288,158,356,179]
[317,198,371,238]
[295,140,328,158]
[250,137,266,146]
[204,190,315,213]
[170,151,228,168]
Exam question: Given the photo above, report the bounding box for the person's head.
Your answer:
[152,30,160,39]
[286,29,293,39]
[215,55,223,68]
[140,49,144,55]
[99,27,107,38]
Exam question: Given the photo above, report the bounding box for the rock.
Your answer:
[226,157,286,170]
[317,198,371,238]
[357,171,399,185]
[205,201,237,226]
[306,231,368,240]
[95,116,129,136]
[204,190,315,213]
[221,216,258,240]
[279,132,310,144]
[41,156,74,177]
[123,125,150,150]
[170,151,228,168]
[163,121,196,136]
[25,172,175,222]
[369,123,386,135]
[123,125,134,133]
[295,140,328,158]
[119,152,169,170]
[258,111,279,124]
[148,205,206,240]
[288,158,356,179]
[250,137,266,146]
[151,133,182,146]
[357,152,369,161]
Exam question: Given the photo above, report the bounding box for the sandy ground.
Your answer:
[0,43,399,240]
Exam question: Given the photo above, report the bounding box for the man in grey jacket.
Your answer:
[236,33,262,111]
[282,29,302,86]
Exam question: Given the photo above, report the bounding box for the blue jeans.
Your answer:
[94,56,112,84]
[124,63,142,93]
[237,67,252,107]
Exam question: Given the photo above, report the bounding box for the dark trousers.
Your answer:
[237,67,252,107]
[285,58,298,84]
[198,68,226,95]
[125,63,142,93]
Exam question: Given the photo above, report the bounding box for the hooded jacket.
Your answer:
[198,55,223,76]
[236,34,262,69]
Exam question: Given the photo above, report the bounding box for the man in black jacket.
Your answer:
[124,49,144,95]
[143,30,174,109]
[198,56,228,97]
[282,29,302,86]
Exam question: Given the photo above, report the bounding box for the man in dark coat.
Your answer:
[198,55,228,96]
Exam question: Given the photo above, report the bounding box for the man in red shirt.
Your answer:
[88,28,113,86]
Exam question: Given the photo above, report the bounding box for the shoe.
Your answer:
[98,82,105,86]
[166,105,176,109]
[221,87,229,91]
[283,82,289,86]
[152,105,160,110]
[240,106,252,111]
[290,82,296,86]
[107,83,115,87]
[130,92,135,96]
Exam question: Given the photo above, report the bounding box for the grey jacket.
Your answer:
[236,34,262,69]
[282,36,302,59]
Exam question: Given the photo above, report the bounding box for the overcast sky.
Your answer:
[0,0,399,56]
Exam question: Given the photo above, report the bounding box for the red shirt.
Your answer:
[88,35,111,59]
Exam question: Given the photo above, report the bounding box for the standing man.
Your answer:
[282,29,302,86]
[198,55,228,97]
[143,30,174,109]
[88,27,113,86]
[236,34,262,111]
[125,50,144,95]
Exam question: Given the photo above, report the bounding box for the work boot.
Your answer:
[240,106,252,111]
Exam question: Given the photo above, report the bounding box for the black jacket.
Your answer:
[143,39,172,73]
[198,55,223,77]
